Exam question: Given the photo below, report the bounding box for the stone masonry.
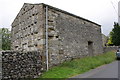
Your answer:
[11,3,103,67]
[103,46,118,53]
[2,51,43,79]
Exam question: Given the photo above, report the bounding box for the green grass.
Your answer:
[36,51,116,79]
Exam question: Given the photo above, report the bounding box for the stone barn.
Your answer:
[11,3,103,68]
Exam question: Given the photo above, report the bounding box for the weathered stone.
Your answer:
[2,51,43,79]
[11,3,103,72]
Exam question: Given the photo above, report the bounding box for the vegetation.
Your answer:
[0,28,11,50]
[107,22,120,46]
[35,51,115,79]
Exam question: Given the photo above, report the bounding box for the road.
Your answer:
[71,61,119,78]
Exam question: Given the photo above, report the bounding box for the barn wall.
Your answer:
[46,7,103,67]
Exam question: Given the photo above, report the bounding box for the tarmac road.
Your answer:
[72,61,119,78]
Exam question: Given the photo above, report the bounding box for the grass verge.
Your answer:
[36,51,116,79]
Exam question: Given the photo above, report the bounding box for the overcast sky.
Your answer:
[0,0,119,36]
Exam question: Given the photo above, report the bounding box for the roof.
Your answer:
[12,3,101,27]
[41,3,101,26]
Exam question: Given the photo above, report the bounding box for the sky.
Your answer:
[0,0,119,36]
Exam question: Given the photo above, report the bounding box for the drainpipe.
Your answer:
[45,6,49,71]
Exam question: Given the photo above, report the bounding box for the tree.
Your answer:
[107,22,120,46]
[0,28,11,50]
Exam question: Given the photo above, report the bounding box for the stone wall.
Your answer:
[102,34,108,47]
[11,3,45,52]
[103,46,118,53]
[2,51,43,79]
[11,3,103,68]
[46,6,103,67]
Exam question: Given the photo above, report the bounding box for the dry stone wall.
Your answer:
[2,51,43,79]
[103,46,118,53]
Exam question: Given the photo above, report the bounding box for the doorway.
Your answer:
[88,41,93,56]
